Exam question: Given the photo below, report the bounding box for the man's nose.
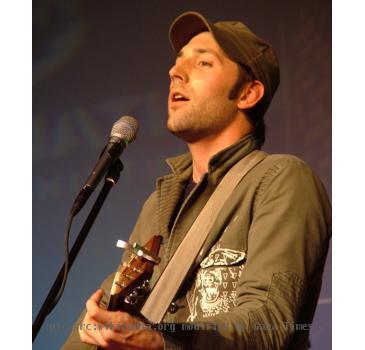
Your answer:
[169,61,188,84]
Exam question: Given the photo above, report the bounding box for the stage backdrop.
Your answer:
[33,1,331,349]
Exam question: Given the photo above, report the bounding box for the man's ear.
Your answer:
[237,80,265,110]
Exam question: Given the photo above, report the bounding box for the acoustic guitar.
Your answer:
[107,235,162,317]
[95,235,162,349]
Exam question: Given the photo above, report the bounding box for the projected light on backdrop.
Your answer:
[33,2,87,84]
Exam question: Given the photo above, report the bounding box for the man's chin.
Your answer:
[167,124,206,144]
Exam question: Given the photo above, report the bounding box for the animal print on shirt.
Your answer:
[187,244,246,321]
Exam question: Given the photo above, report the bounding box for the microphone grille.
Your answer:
[111,116,139,144]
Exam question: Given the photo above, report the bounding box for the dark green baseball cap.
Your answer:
[169,11,280,114]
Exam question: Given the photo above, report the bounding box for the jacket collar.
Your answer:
[155,134,258,239]
[165,133,258,184]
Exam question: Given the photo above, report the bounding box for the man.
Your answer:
[62,11,331,350]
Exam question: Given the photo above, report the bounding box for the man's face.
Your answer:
[167,31,241,142]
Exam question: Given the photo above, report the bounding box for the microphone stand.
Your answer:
[32,160,124,342]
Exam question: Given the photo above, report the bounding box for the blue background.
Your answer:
[33,1,331,348]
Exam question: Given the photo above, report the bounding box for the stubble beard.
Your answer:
[167,98,236,143]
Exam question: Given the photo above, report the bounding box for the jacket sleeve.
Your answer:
[163,157,331,349]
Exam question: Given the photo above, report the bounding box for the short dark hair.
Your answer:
[228,64,266,147]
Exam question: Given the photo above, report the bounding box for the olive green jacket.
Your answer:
[62,135,331,349]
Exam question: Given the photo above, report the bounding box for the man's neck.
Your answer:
[187,128,251,183]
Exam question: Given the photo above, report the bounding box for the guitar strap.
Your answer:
[140,149,267,324]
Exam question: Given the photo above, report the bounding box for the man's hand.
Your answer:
[78,289,164,350]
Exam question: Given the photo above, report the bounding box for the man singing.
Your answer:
[62,11,331,350]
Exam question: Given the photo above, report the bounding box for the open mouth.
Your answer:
[171,92,190,102]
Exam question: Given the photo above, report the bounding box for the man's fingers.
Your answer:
[85,289,108,320]
[90,289,104,303]
[85,289,133,326]
[82,288,153,348]
[79,328,98,346]
[79,307,163,349]
[79,313,100,346]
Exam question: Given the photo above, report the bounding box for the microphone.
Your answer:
[71,116,139,216]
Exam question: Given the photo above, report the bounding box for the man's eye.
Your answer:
[198,61,212,67]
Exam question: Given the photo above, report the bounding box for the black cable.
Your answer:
[47,213,74,314]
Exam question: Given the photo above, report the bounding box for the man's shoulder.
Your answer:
[258,153,317,178]
[264,153,309,167]
[250,152,327,194]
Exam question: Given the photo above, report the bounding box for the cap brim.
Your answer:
[169,11,213,52]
